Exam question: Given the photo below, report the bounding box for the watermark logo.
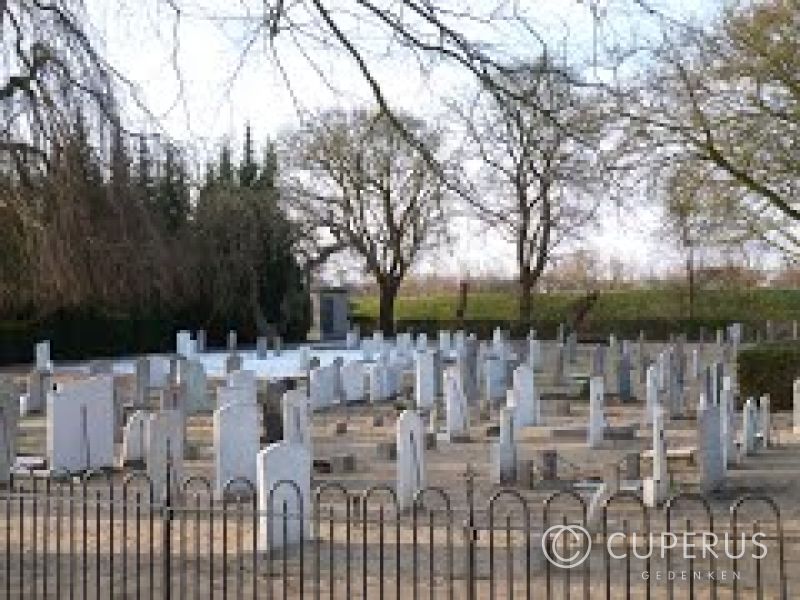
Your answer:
[541,524,593,569]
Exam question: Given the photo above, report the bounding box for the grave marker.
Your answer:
[396,410,426,511]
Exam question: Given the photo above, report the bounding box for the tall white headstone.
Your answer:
[0,380,18,484]
[444,367,468,439]
[697,403,724,493]
[438,331,451,355]
[396,410,426,511]
[759,395,771,448]
[121,410,149,465]
[643,407,668,508]
[146,410,184,500]
[415,351,436,409]
[491,406,517,484]
[282,390,311,451]
[719,377,735,467]
[528,338,541,371]
[794,379,800,434]
[47,376,115,472]
[257,442,311,550]
[35,340,52,372]
[588,376,605,448]
[645,364,658,424]
[742,398,757,456]
[214,400,260,494]
[512,364,539,426]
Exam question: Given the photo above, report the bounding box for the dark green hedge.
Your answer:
[737,342,800,411]
[0,305,310,366]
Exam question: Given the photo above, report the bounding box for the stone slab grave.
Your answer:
[214,400,260,495]
[396,410,426,511]
[257,441,311,550]
[47,375,115,473]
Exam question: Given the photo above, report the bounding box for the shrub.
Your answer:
[737,342,800,411]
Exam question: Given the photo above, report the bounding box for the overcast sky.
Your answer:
[85,0,752,282]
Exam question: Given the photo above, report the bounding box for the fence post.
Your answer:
[463,464,477,600]
[163,440,173,600]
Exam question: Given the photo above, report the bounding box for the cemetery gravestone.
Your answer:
[257,442,311,550]
[47,376,115,472]
[214,401,260,495]
[396,410,426,511]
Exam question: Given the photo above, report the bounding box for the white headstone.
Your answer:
[148,356,170,388]
[528,338,541,370]
[720,377,735,467]
[416,332,428,352]
[227,370,257,402]
[643,407,668,508]
[121,410,149,465]
[794,379,800,434]
[483,357,506,406]
[491,406,517,484]
[176,330,195,359]
[588,376,605,448]
[47,376,115,472]
[214,400,260,494]
[346,330,360,350]
[396,410,426,511]
[512,364,539,426]
[183,361,209,413]
[217,385,251,411]
[35,340,52,372]
[697,403,724,493]
[146,410,184,500]
[759,395,771,448]
[257,442,311,550]
[415,351,436,409]
[341,361,366,403]
[645,365,658,424]
[444,367,468,439]
[282,390,311,450]
[742,398,757,456]
[0,381,18,484]
[310,365,338,408]
[438,331,451,355]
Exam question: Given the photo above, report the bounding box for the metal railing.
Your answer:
[0,468,792,598]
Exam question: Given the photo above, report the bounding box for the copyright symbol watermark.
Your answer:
[542,524,592,569]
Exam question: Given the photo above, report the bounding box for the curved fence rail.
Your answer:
[0,471,793,598]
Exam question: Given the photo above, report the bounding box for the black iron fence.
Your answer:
[0,470,793,598]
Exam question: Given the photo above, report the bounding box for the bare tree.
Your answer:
[283,109,448,334]
[456,57,607,322]
[622,0,799,255]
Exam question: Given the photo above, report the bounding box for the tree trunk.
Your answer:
[519,267,533,324]
[378,281,398,336]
